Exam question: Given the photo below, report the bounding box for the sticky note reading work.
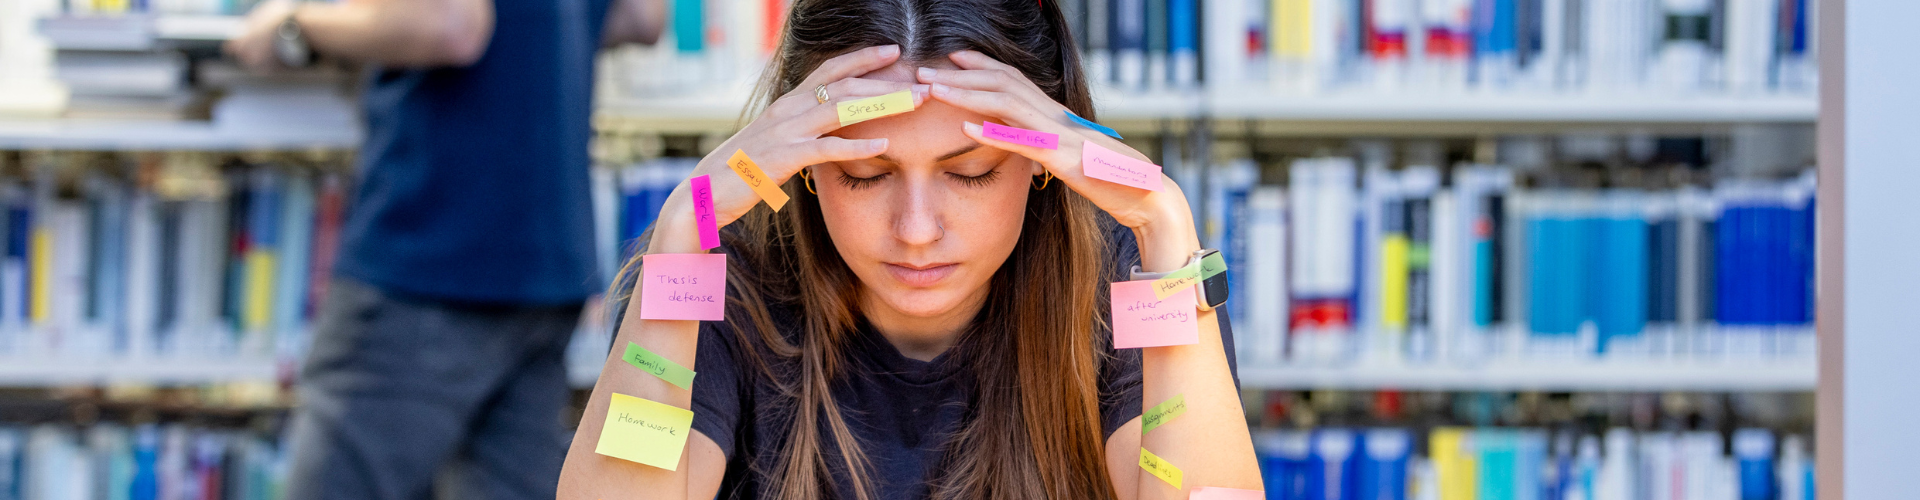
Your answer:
[726,149,789,212]
[1138,448,1183,489]
[640,253,726,321]
[1190,487,1266,500]
[1081,142,1163,191]
[1141,394,1187,434]
[623,342,696,389]
[690,175,720,251]
[981,122,1059,149]
[595,393,695,470]
[1111,279,1199,349]
[836,90,915,126]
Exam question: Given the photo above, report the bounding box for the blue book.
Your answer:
[673,0,704,53]
[1357,429,1410,500]
[1257,430,1313,500]
[275,173,317,349]
[1309,429,1359,500]
[1168,0,1198,86]
[1595,192,1648,352]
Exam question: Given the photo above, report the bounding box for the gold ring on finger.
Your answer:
[815,84,830,104]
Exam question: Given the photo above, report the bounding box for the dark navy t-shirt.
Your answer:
[336,0,611,304]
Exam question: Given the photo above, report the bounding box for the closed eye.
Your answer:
[947,169,1000,188]
[836,172,889,190]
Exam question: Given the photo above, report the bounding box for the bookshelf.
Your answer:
[1237,360,1817,392]
[0,357,279,386]
[0,118,362,151]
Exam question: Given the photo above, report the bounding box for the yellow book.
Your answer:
[1431,427,1479,500]
[244,251,276,332]
[1381,235,1409,330]
[29,228,49,324]
[1270,0,1313,58]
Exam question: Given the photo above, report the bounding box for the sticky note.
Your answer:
[726,149,789,212]
[623,342,697,390]
[1111,280,1200,349]
[1151,263,1202,300]
[1139,448,1183,489]
[837,90,915,126]
[690,175,721,251]
[640,253,727,321]
[1190,487,1266,500]
[982,121,1060,149]
[595,393,695,470]
[1081,142,1163,191]
[1199,252,1227,279]
[1065,111,1122,139]
[1141,394,1188,434]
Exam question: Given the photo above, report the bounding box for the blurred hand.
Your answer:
[224,0,298,72]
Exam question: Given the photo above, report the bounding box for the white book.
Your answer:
[1722,0,1776,94]
[591,166,619,289]
[1245,186,1288,365]
[125,190,159,360]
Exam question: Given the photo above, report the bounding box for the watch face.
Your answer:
[1202,266,1229,309]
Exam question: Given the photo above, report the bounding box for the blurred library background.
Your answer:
[0,0,1867,499]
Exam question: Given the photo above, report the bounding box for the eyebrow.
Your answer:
[874,143,984,165]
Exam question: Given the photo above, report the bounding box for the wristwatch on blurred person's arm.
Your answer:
[273,5,315,68]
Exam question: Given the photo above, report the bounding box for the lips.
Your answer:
[885,262,958,287]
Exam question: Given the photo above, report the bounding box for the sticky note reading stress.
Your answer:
[690,175,720,251]
[1111,280,1199,349]
[595,393,695,470]
[837,90,915,126]
[1139,448,1184,489]
[726,150,789,212]
[640,253,726,321]
[1082,142,1163,191]
[1141,394,1188,434]
[623,342,697,389]
[1190,487,1266,500]
[982,122,1059,149]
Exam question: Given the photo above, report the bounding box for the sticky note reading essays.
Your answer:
[596,393,695,470]
[726,149,789,212]
[1190,487,1266,500]
[640,253,726,321]
[1111,280,1200,349]
[1139,448,1184,489]
[1141,394,1188,434]
[690,175,720,251]
[981,122,1060,149]
[1065,111,1123,139]
[837,90,915,126]
[1082,142,1163,191]
[623,342,697,389]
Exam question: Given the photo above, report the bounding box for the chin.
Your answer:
[874,288,970,318]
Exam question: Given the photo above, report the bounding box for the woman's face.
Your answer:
[815,61,1041,325]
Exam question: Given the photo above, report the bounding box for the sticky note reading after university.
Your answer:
[1138,448,1184,489]
[726,149,789,212]
[639,253,726,321]
[623,342,697,390]
[1111,279,1200,349]
[596,393,695,470]
[1141,394,1188,434]
[836,90,915,126]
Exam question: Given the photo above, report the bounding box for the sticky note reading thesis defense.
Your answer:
[1111,279,1200,349]
[836,90,915,126]
[1081,142,1164,191]
[623,342,697,389]
[1138,448,1184,489]
[1141,394,1188,434]
[726,149,789,212]
[981,121,1060,149]
[595,393,695,470]
[640,253,726,321]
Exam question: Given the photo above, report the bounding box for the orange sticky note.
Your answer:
[836,90,915,126]
[1190,487,1265,499]
[726,149,789,212]
[1111,280,1200,349]
[595,393,695,470]
[639,253,726,321]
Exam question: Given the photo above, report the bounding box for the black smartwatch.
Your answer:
[273,8,314,68]
[1129,248,1229,311]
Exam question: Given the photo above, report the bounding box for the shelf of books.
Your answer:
[0,119,362,152]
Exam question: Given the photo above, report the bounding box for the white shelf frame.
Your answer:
[0,119,362,151]
[1238,360,1816,392]
[0,357,280,386]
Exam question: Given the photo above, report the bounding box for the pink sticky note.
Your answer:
[1111,279,1199,349]
[982,121,1060,149]
[1190,487,1266,500]
[640,253,726,321]
[691,175,720,250]
[1081,142,1163,191]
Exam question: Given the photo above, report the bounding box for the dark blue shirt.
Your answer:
[337,0,611,304]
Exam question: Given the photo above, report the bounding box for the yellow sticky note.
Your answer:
[1138,448,1183,489]
[595,393,695,470]
[726,149,789,212]
[1151,262,1201,300]
[836,90,915,126]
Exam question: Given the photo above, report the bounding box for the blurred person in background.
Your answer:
[224,0,664,498]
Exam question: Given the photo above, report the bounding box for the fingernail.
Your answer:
[931,83,950,95]
[912,84,930,96]
[878,45,900,57]
[963,122,982,134]
[917,67,936,80]
[870,139,889,151]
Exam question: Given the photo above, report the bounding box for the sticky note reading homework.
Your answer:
[690,175,720,251]
[1151,263,1202,300]
[726,149,789,212]
[623,342,697,389]
[981,121,1059,149]
[1190,487,1266,500]
[1141,394,1187,434]
[836,90,915,126]
[1111,280,1199,349]
[639,253,726,321]
[1082,142,1163,191]
[595,393,695,470]
[1139,448,1183,489]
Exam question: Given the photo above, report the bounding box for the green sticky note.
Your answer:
[596,393,695,470]
[623,342,697,390]
[1150,262,1203,300]
[1200,252,1228,279]
[1141,394,1188,434]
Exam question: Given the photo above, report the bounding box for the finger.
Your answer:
[784,84,930,137]
[926,84,1051,131]
[794,45,902,97]
[915,67,1059,113]
[946,50,1032,80]
[774,137,890,171]
[765,78,923,121]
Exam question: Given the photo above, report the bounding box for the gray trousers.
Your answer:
[285,278,581,500]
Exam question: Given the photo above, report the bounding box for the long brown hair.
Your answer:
[622,0,1113,497]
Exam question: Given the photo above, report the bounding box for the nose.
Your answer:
[893,176,944,246]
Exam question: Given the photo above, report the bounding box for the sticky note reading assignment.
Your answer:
[690,175,720,251]
[1081,142,1163,191]
[1138,448,1183,489]
[726,149,789,212]
[623,342,696,389]
[836,90,915,126]
[596,393,695,470]
[1111,279,1200,349]
[981,122,1059,149]
[639,253,726,321]
[1141,394,1187,434]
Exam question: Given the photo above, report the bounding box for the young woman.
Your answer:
[558,0,1261,498]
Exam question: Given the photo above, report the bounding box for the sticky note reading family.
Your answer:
[640,253,726,321]
[981,122,1059,149]
[1111,279,1200,349]
[691,175,721,251]
[1081,142,1163,191]
[1138,448,1184,489]
[623,342,697,389]
[595,393,695,470]
[836,90,915,126]
[1141,394,1187,434]
[726,149,789,212]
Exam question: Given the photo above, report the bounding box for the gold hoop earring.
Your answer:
[800,168,818,195]
[1032,171,1052,190]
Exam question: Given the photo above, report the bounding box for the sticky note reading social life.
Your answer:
[726,149,789,212]
[1141,394,1187,434]
[623,342,696,389]
[1138,448,1183,489]
[640,253,726,321]
[836,90,915,126]
[1111,279,1200,348]
[1190,487,1266,500]
[1081,142,1163,191]
[1065,111,1122,139]
[690,175,721,251]
[596,393,695,470]
[981,121,1059,149]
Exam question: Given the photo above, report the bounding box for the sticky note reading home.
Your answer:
[1111,279,1200,348]
[836,90,915,126]
[1081,142,1163,191]
[596,393,695,470]
[640,253,726,321]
